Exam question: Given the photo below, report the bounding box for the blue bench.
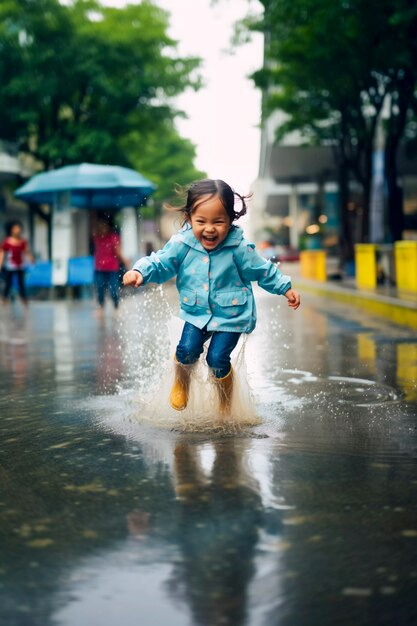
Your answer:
[67,256,95,286]
[25,261,53,288]
[7,257,95,292]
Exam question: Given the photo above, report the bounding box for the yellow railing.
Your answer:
[355,244,377,289]
[300,250,327,281]
[395,241,417,292]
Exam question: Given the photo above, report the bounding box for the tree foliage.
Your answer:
[0,0,205,201]
[120,120,206,206]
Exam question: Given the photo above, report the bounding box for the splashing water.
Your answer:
[131,338,260,433]
[117,287,260,434]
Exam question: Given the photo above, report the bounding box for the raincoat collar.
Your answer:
[178,223,244,252]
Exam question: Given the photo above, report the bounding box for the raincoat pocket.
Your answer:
[214,289,248,318]
[179,288,197,310]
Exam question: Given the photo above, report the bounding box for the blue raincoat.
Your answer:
[133,225,291,334]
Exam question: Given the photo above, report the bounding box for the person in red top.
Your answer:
[92,214,130,312]
[0,220,34,305]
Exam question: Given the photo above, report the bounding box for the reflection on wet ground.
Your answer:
[0,287,416,626]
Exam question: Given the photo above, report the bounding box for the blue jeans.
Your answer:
[176,322,240,378]
[95,271,119,308]
[3,270,26,301]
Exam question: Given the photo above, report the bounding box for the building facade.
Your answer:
[250,107,417,252]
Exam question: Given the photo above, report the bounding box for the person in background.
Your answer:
[0,220,34,305]
[92,214,130,314]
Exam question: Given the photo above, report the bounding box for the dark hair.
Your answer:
[6,220,23,236]
[97,213,116,230]
[169,179,251,224]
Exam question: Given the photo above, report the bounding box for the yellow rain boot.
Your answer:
[216,368,233,415]
[170,357,192,411]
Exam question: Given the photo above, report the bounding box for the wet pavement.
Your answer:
[0,286,416,626]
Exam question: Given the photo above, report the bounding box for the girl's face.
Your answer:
[11,224,22,238]
[97,219,111,235]
[189,194,231,251]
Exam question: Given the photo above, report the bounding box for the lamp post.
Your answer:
[369,95,390,243]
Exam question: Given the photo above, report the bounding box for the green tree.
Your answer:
[121,119,206,209]
[0,0,204,198]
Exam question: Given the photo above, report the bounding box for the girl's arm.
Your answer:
[0,239,7,268]
[123,234,187,288]
[234,240,300,307]
[114,242,130,269]
[25,242,34,264]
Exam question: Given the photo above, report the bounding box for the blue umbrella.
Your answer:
[14,162,156,209]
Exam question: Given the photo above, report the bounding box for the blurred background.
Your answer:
[1,0,417,291]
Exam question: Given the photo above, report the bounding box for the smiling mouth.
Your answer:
[202,235,218,244]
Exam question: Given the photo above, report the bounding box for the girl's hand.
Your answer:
[284,288,300,310]
[123,270,143,288]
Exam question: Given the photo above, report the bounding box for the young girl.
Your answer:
[123,179,300,413]
[92,214,130,314]
[0,220,34,305]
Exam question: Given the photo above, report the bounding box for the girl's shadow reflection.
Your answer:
[167,438,263,626]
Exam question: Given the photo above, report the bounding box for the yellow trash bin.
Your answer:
[355,244,377,289]
[395,241,417,292]
[300,250,327,281]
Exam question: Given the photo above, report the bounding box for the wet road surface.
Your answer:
[0,286,416,626]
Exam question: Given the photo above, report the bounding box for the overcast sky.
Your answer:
[101,0,264,193]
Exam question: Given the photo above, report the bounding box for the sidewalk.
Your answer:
[281,261,417,330]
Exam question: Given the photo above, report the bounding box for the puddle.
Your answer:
[1,300,416,626]
[280,370,402,407]
[86,367,402,449]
